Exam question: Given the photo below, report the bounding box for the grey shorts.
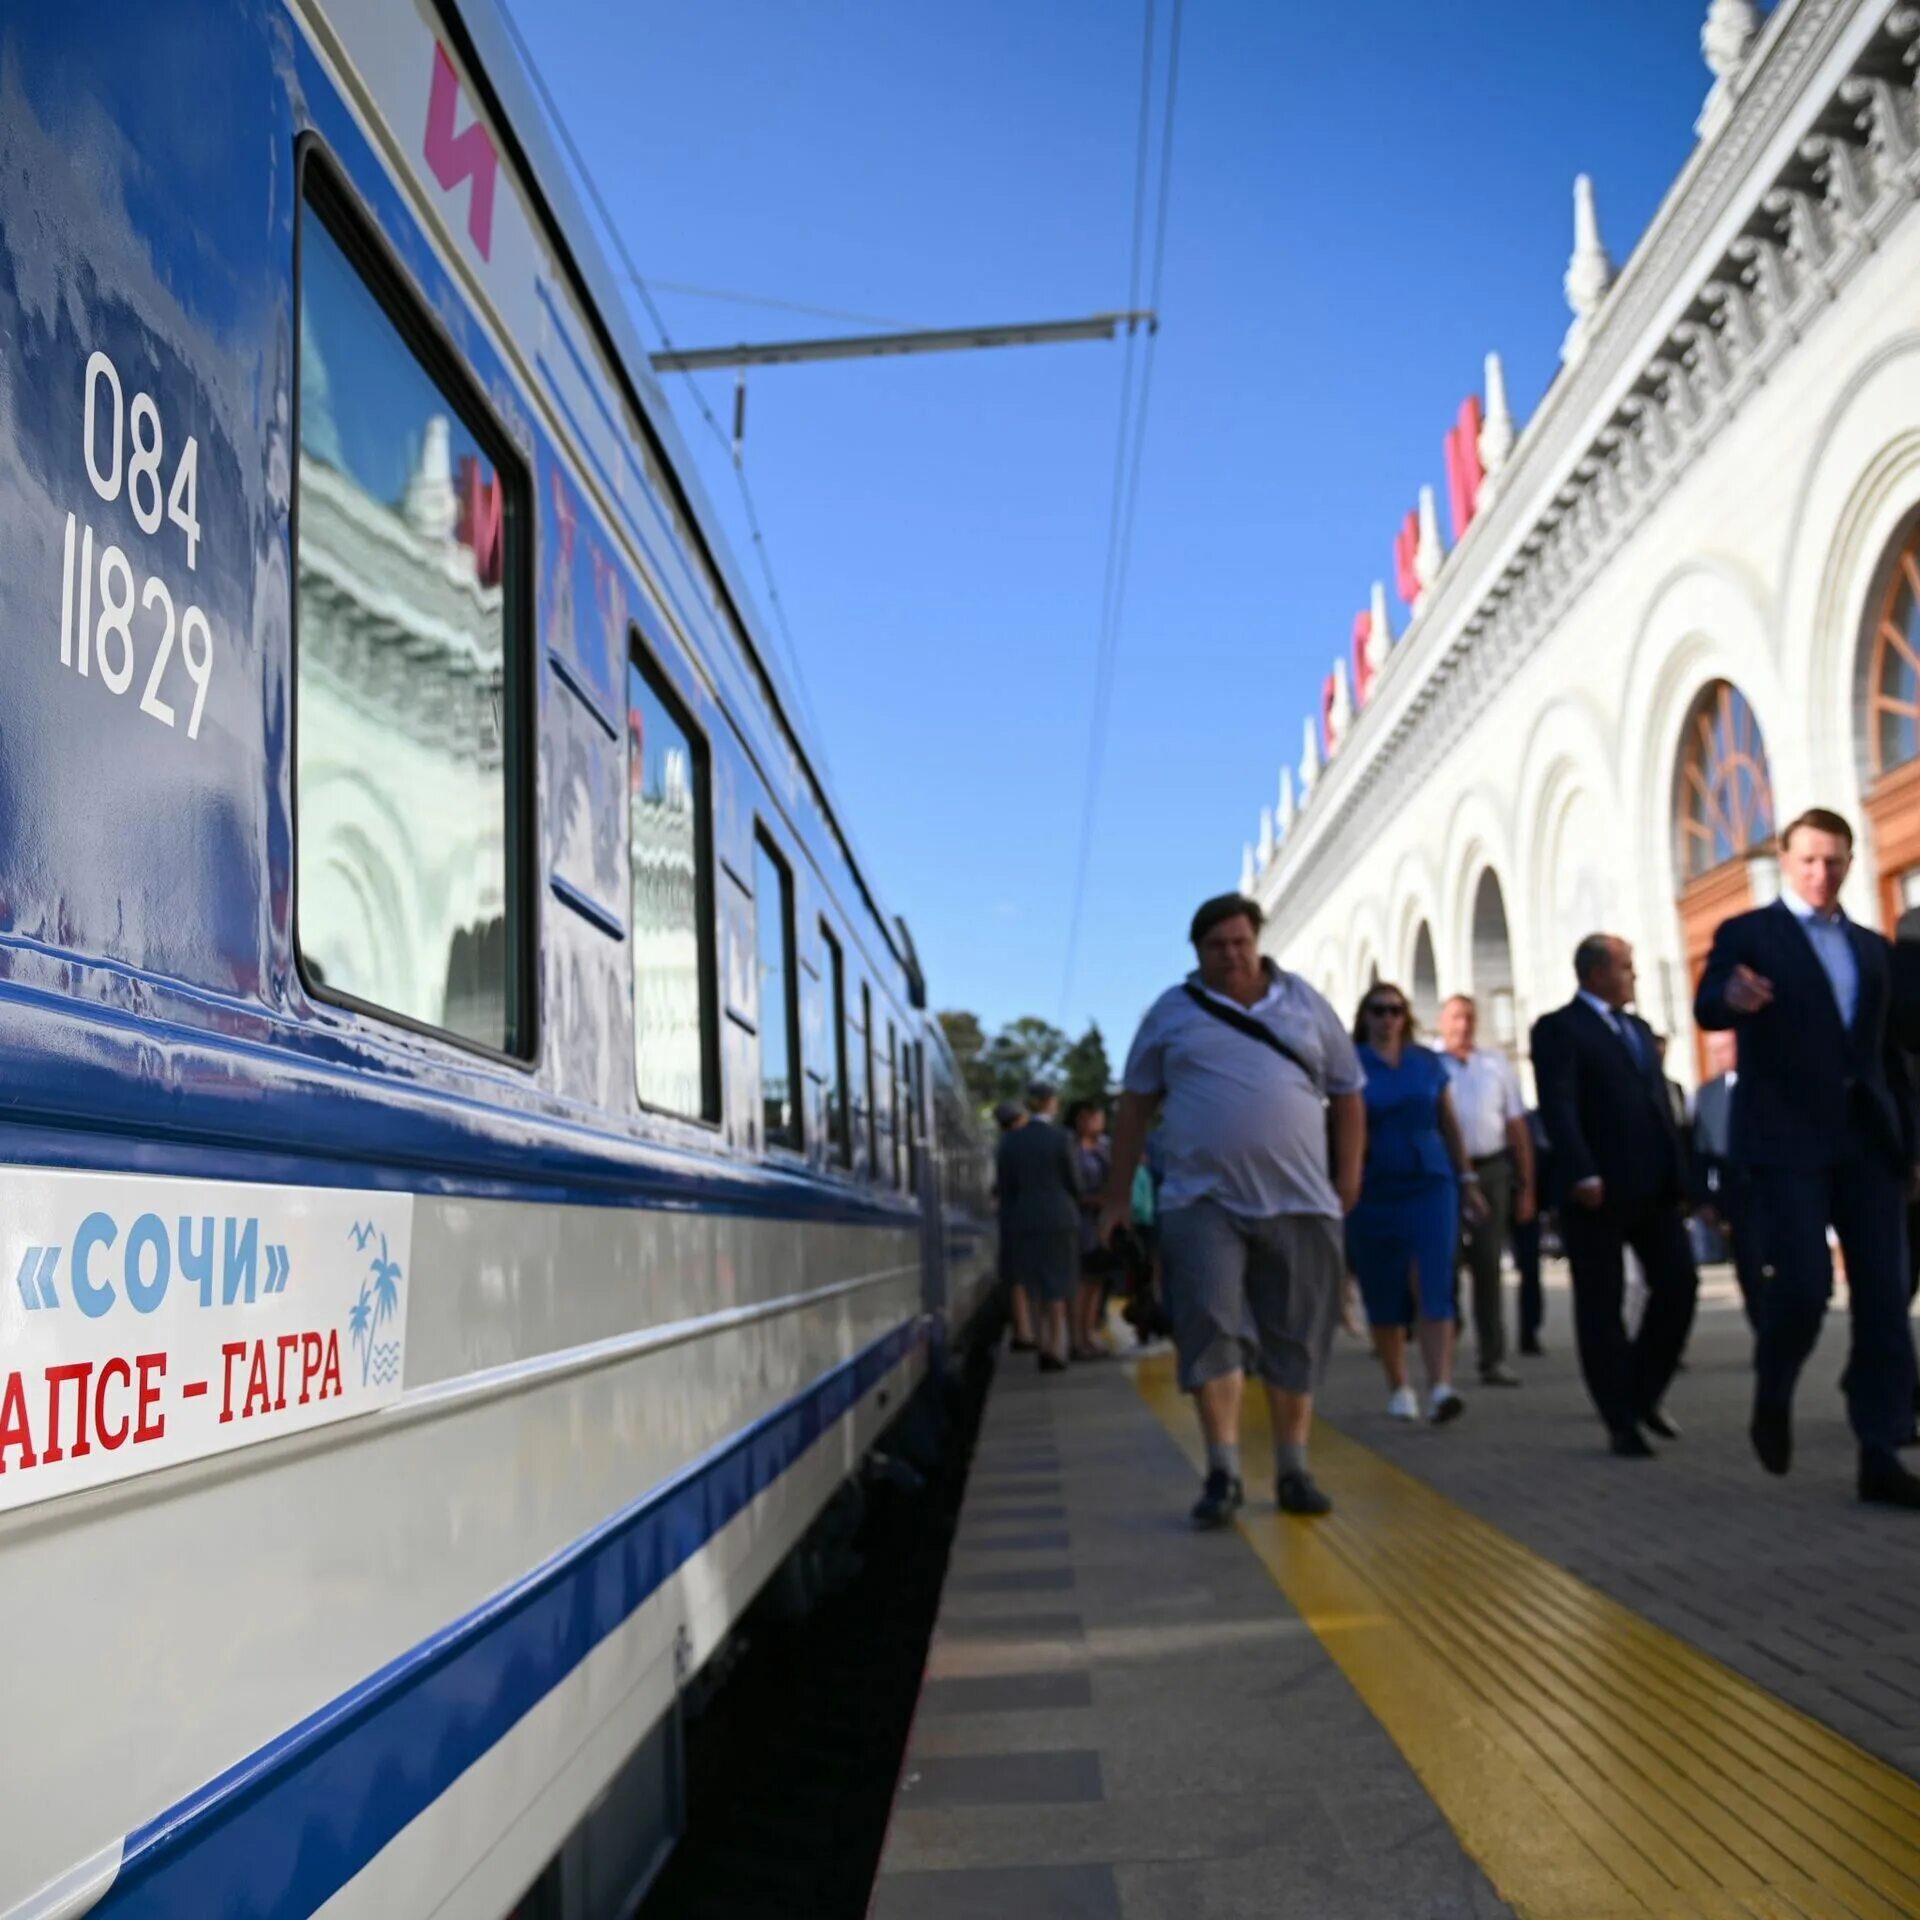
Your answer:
[1004,1229,1077,1305]
[1159,1201,1344,1394]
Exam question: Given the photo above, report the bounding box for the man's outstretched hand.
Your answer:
[1725,964,1774,1014]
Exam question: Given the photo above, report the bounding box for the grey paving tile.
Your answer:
[871,1864,1121,1920]
[954,1528,1073,1553]
[907,1710,1113,1758]
[937,1609,1085,1640]
[963,1502,1069,1523]
[946,1566,1076,1594]
[919,1670,1095,1715]
[899,1750,1104,1807]
[880,1793,1302,1873]
[1117,1848,1513,1920]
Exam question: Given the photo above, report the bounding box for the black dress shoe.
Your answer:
[1858,1451,1920,1508]
[1191,1468,1243,1528]
[1037,1353,1068,1374]
[1751,1400,1792,1476]
[1609,1426,1655,1458]
[1519,1336,1546,1357]
[1640,1406,1682,1441]
[1276,1469,1333,1516]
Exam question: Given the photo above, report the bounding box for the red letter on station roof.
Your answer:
[1393,510,1420,610]
[425,44,499,263]
[1445,395,1485,544]
[1351,610,1374,708]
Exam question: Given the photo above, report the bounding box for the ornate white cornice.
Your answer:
[1257,0,1920,938]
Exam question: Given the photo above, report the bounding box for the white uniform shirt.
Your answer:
[1439,1045,1524,1160]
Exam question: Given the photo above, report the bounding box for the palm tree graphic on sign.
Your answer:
[349,1233,404,1387]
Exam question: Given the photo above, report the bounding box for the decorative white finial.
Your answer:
[1299,714,1321,793]
[403,415,459,541]
[1328,660,1354,751]
[1257,807,1275,869]
[1562,175,1614,367]
[1240,843,1257,897]
[1698,0,1759,139]
[1279,766,1297,831]
[1415,486,1445,598]
[1478,352,1515,499]
[1365,581,1393,675]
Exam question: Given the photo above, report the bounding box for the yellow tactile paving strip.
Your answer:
[1134,1353,1920,1920]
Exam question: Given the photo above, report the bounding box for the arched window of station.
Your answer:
[1468,871,1518,1055]
[1410,922,1440,1033]
[1672,681,1776,1051]
[1861,521,1920,928]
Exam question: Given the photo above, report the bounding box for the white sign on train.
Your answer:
[0,1167,414,1515]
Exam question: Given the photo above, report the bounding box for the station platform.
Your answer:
[870,1271,1920,1919]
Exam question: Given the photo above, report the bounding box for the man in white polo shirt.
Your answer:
[1099,894,1365,1526]
[1437,995,1536,1386]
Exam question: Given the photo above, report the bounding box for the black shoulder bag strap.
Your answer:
[1180,985,1322,1093]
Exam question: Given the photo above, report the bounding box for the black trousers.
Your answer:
[1743,1146,1916,1455]
[1558,1199,1698,1436]
[1724,1204,1766,1331]
[1511,1214,1543,1342]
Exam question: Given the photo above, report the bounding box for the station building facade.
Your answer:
[1248,0,1920,1085]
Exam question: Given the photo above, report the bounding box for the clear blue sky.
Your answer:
[517,0,1709,1054]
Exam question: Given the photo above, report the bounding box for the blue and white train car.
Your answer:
[0,4,995,1915]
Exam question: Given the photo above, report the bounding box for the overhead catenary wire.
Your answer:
[1058,0,1184,1024]
[494,1,837,772]
[634,276,917,331]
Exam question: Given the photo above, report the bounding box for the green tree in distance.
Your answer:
[986,1016,1070,1104]
[1060,1022,1113,1111]
[936,1013,1112,1118]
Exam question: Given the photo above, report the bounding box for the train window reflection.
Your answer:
[629,648,717,1120]
[294,174,527,1055]
[755,831,801,1151]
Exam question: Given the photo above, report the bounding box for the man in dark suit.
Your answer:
[1695,808,1920,1508]
[1531,934,1698,1456]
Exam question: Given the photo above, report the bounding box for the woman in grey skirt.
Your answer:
[996,1083,1083,1371]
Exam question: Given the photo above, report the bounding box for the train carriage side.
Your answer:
[0,5,991,1918]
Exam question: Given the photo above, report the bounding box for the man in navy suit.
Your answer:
[1695,808,1920,1508]
[1531,935,1698,1456]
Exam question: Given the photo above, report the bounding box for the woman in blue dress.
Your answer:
[1347,984,1488,1423]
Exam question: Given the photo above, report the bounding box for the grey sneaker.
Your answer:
[1276,1470,1333,1517]
[1481,1360,1523,1387]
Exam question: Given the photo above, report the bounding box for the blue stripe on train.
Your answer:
[94,1316,928,1919]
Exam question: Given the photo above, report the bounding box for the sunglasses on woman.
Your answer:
[1365,1001,1409,1018]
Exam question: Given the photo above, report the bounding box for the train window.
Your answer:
[887,1021,902,1189]
[293,161,530,1056]
[628,643,718,1121]
[862,982,877,1176]
[821,922,852,1167]
[754,830,801,1151]
[906,1039,921,1190]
